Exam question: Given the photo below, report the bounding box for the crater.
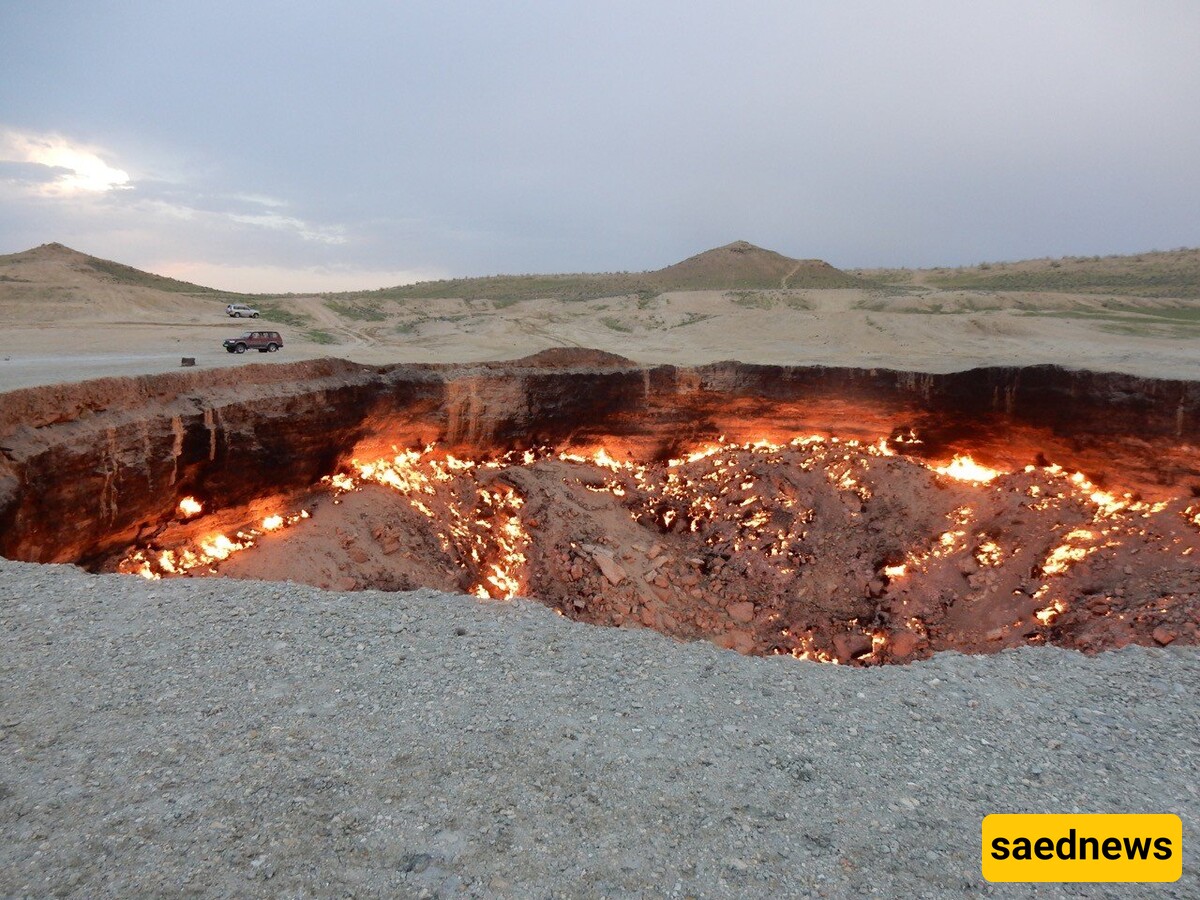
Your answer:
[1,350,1197,664]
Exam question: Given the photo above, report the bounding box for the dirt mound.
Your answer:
[496,348,637,369]
[651,240,865,290]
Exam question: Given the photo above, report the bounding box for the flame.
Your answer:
[1035,598,1066,626]
[975,540,1004,567]
[117,506,310,579]
[177,496,203,518]
[869,438,895,457]
[116,433,1200,660]
[934,455,1000,483]
[1041,528,1096,576]
[322,447,532,599]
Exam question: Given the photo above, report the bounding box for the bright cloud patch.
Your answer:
[0,129,130,195]
[155,261,441,294]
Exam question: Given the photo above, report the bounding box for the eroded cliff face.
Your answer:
[0,351,1197,568]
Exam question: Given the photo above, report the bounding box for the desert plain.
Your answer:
[2,239,1199,390]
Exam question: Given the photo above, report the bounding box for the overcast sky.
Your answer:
[1,1,1198,292]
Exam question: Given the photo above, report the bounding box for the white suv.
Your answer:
[226,303,260,318]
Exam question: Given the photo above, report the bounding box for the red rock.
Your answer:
[1152,625,1178,646]
[727,601,755,624]
[730,631,757,655]
[832,632,872,661]
[888,630,922,658]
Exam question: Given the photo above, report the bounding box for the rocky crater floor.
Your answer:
[1,559,1197,898]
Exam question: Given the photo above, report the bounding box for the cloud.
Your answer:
[0,129,130,195]
[0,125,358,278]
[227,211,347,245]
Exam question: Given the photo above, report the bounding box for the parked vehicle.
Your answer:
[223,331,283,354]
[226,303,260,318]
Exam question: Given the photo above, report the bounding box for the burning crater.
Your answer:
[1,350,1197,665]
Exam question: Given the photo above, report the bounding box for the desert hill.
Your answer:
[652,240,861,291]
[0,243,254,332]
[0,242,244,298]
[363,241,867,303]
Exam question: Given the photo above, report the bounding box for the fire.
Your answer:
[117,507,311,580]
[1041,528,1096,576]
[1036,598,1067,626]
[934,455,1000,483]
[975,540,1004,567]
[113,431,1200,665]
[177,496,202,518]
[321,446,532,599]
[1184,505,1200,529]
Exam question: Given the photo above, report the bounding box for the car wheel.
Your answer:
[226,347,235,353]
[252,313,260,318]
[267,343,278,352]
[235,343,247,354]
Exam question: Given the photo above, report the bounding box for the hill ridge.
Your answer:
[0,243,236,296]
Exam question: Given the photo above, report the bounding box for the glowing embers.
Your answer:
[177,496,203,518]
[118,508,310,580]
[1183,505,1200,530]
[597,435,881,554]
[323,446,531,600]
[110,432,1200,664]
[1041,528,1098,576]
[934,454,1001,484]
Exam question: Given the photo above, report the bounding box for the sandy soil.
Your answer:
[2,272,1199,391]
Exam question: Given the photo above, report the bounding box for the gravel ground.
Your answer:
[1,558,1196,898]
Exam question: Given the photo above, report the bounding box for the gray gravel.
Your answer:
[1,558,1196,899]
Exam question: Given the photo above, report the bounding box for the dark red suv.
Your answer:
[223,330,284,354]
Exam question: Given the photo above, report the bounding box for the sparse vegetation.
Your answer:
[303,329,339,345]
[334,242,872,303]
[325,300,388,321]
[923,249,1200,298]
[669,312,715,329]
[258,304,313,327]
[601,316,634,333]
[727,290,775,310]
[360,273,655,305]
[726,289,815,311]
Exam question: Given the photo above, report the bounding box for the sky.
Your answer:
[1,1,1198,292]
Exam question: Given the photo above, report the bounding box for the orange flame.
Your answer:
[933,455,1000,483]
[177,496,202,518]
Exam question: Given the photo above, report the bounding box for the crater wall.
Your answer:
[1,352,1197,565]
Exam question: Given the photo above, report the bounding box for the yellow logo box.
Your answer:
[983,814,1182,882]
